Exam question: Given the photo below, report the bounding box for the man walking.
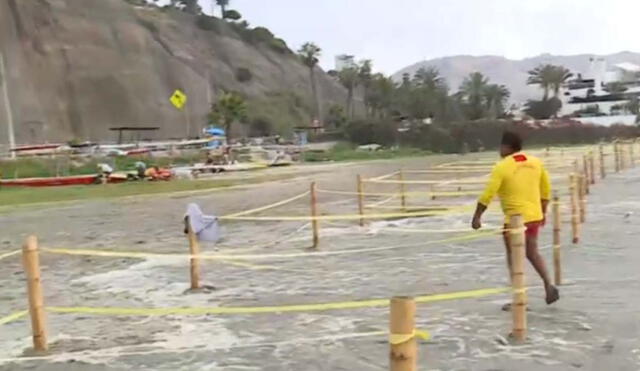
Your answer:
[472,131,559,305]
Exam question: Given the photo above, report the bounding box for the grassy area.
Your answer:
[302,142,431,162]
[0,173,293,209]
[0,154,204,179]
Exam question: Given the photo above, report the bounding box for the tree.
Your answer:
[339,67,359,118]
[459,72,489,120]
[208,91,247,139]
[412,67,445,91]
[298,42,323,123]
[484,84,510,119]
[549,65,573,97]
[527,64,555,101]
[523,97,562,119]
[223,9,242,21]
[366,73,395,118]
[528,64,573,100]
[358,60,373,116]
[216,0,230,17]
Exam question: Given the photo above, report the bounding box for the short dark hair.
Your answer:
[501,131,522,152]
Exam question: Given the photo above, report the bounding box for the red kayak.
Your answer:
[0,174,127,187]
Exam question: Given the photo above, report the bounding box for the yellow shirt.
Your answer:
[478,152,551,223]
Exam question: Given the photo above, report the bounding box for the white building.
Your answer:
[560,58,640,125]
[335,54,356,71]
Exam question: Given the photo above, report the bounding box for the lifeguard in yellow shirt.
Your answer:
[472,131,559,306]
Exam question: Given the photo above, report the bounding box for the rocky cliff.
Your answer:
[0,0,348,144]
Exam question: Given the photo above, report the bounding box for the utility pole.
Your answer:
[0,52,16,158]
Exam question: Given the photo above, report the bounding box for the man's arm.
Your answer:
[540,166,552,224]
[472,165,503,230]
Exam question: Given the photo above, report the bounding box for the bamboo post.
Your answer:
[582,155,590,195]
[390,296,417,371]
[185,217,201,290]
[398,169,407,212]
[22,236,48,352]
[599,144,606,179]
[614,142,620,173]
[578,174,586,224]
[509,215,527,342]
[311,182,320,248]
[357,175,365,227]
[589,152,596,185]
[570,174,580,244]
[552,194,562,286]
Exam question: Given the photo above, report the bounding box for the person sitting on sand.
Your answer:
[471,131,559,306]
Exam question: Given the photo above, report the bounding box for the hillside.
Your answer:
[394,52,640,103]
[0,0,349,144]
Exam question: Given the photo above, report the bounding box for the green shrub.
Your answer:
[223,10,242,21]
[269,38,290,54]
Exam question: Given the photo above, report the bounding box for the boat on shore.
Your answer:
[0,174,127,187]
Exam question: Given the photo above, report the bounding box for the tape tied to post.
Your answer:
[389,329,431,345]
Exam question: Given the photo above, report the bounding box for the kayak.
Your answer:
[0,174,128,187]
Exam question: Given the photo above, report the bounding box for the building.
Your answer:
[560,58,640,125]
[335,54,356,71]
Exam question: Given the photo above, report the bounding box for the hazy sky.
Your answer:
[194,0,638,74]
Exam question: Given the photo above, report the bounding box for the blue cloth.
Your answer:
[185,203,220,242]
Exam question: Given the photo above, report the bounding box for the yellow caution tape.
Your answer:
[0,310,28,326]
[44,287,509,317]
[316,189,480,198]
[223,191,310,218]
[0,250,20,261]
[219,207,477,222]
[389,329,431,345]
[42,231,499,262]
[366,178,488,185]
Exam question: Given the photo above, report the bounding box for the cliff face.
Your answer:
[0,0,348,144]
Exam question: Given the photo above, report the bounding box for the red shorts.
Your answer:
[503,221,542,238]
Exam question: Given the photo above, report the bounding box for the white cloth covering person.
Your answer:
[184,203,220,242]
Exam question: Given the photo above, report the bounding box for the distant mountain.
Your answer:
[393,52,640,103]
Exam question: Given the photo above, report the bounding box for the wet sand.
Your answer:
[1,153,639,370]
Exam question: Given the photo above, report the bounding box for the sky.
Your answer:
[193,0,639,74]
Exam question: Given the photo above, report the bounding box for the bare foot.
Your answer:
[546,285,560,305]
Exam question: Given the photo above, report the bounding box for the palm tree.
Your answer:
[549,65,573,97]
[484,84,510,119]
[298,42,323,124]
[459,72,489,120]
[366,73,395,118]
[527,64,572,100]
[216,0,230,18]
[358,60,373,115]
[527,64,555,101]
[412,67,445,91]
[339,67,359,118]
[208,91,247,139]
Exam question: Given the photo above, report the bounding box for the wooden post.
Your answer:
[22,236,48,352]
[311,182,320,248]
[509,215,527,342]
[398,169,407,212]
[390,296,417,371]
[578,174,586,224]
[614,142,620,173]
[186,217,201,290]
[357,175,365,227]
[582,156,590,195]
[599,144,606,179]
[570,174,580,244]
[552,194,562,286]
[589,152,596,185]
[630,141,635,168]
